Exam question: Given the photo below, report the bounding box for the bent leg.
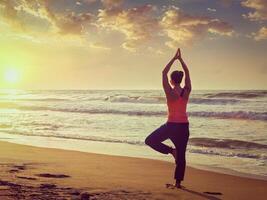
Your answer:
[145,124,172,154]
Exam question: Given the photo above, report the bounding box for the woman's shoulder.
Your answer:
[181,86,191,100]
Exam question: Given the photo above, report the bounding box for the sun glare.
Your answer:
[4,68,20,84]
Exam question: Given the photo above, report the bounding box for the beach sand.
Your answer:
[0,141,266,200]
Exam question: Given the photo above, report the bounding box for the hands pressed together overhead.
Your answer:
[173,48,182,61]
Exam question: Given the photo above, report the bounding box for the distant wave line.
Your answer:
[0,102,266,121]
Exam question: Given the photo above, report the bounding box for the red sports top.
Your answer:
[167,89,189,123]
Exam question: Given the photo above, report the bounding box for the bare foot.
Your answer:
[175,180,182,188]
[166,183,185,189]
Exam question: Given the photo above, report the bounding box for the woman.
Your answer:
[145,48,191,188]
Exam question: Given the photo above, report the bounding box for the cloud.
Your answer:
[148,47,165,55]
[0,0,235,51]
[101,0,123,8]
[0,0,25,29]
[207,8,217,12]
[241,0,267,21]
[54,12,93,35]
[97,3,159,51]
[160,7,234,48]
[253,26,267,40]
[89,42,111,50]
[97,4,233,51]
[0,0,94,35]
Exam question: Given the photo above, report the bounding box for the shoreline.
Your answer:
[0,140,266,199]
[0,132,266,181]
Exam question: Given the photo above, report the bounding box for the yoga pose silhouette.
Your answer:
[145,48,191,188]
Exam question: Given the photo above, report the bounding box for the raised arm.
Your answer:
[162,49,180,97]
[177,49,192,96]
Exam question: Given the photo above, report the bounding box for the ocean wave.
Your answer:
[1,102,266,121]
[205,91,267,99]
[189,137,267,150]
[106,95,161,104]
[0,124,12,128]
[0,93,259,105]
[2,98,68,102]
[0,129,267,150]
[189,98,241,104]
[2,129,266,151]
[1,129,266,160]
[106,95,242,105]
[0,102,164,116]
[0,129,144,145]
[21,107,267,120]
[21,122,62,131]
[0,96,247,105]
[3,123,265,151]
[190,111,267,121]
[0,102,18,109]
[188,148,267,160]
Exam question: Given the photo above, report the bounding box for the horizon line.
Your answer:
[1,88,267,91]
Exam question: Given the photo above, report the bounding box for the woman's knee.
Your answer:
[145,124,167,146]
[145,136,152,146]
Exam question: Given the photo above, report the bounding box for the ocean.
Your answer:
[0,90,266,179]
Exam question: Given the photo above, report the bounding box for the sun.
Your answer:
[4,68,20,84]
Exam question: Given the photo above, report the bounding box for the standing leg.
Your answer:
[145,123,173,154]
[169,123,189,184]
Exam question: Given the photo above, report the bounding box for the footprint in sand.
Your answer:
[16,176,37,180]
[35,173,70,178]
[204,191,223,195]
[8,169,20,173]
[8,164,27,173]
[13,165,26,170]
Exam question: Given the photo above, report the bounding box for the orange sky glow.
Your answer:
[0,0,266,90]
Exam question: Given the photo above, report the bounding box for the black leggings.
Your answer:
[145,122,189,181]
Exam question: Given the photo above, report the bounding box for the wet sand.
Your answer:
[0,141,266,200]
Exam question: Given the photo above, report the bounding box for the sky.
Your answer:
[0,0,266,90]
